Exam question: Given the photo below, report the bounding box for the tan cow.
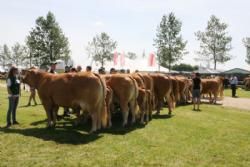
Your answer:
[201,76,224,104]
[150,73,173,115]
[22,69,107,133]
[168,76,180,108]
[105,74,139,127]
[176,76,190,104]
[131,73,150,124]
[136,73,155,120]
[105,86,113,128]
[243,77,250,90]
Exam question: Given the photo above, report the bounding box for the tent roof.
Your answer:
[89,57,176,73]
[195,67,223,74]
[222,68,250,74]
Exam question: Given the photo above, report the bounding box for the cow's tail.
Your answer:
[94,73,108,128]
[128,76,139,113]
[218,77,224,100]
[220,81,224,100]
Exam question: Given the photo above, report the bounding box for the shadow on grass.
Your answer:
[0,126,102,145]
[18,104,42,108]
[200,101,222,106]
[152,114,173,119]
[0,110,174,144]
[30,119,47,126]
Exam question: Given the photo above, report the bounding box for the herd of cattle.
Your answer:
[21,69,227,133]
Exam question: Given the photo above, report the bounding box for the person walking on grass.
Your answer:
[27,87,37,106]
[27,67,37,106]
[192,72,201,111]
[6,66,21,128]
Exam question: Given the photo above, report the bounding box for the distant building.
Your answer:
[221,68,250,81]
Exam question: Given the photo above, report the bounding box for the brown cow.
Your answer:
[22,69,107,133]
[243,77,250,90]
[137,73,155,119]
[201,76,224,104]
[105,74,139,127]
[176,76,190,104]
[131,73,150,124]
[168,76,180,108]
[105,86,113,128]
[150,73,173,115]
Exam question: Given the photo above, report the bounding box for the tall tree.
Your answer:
[172,63,198,72]
[0,44,11,68]
[26,11,70,66]
[86,32,117,67]
[126,52,137,60]
[154,13,187,71]
[195,15,232,70]
[11,42,28,67]
[243,38,250,65]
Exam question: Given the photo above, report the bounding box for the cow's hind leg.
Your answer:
[52,105,59,127]
[120,101,129,127]
[89,112,98,133]
[130,99,137,125]
[42,100,54,128]
[166,96,173,116]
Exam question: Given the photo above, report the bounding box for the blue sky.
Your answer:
[0,0,250,70]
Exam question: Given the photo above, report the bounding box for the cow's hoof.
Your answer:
[46,125,55,129]
[89,129,98,134]
[108,123,112,128]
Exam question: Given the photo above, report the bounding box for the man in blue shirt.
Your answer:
[230,76,238,97]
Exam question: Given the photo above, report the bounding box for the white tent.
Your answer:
[89,57,174,73]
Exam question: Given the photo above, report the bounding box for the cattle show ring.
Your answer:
[1,1,250,166]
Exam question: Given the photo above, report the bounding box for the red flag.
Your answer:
[148,53,155,66]
[120,51,125,66]
[113,51,118,66]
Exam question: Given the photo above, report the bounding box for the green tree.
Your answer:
[26,11,70,66]
[154,13,187,71]
[0,44,11,68]
[86,32,117,67]
[195,15,232,70]
[243,38,250,65]
[172,63,198,72]
[11,42,28,67]
[126,52,137,60]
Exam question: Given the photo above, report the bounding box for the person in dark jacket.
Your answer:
[6,66,21,128]
[192,73,201,111]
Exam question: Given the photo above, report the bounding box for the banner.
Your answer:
[120,51,125,67]
[148,53,155,66]
[113,51,118,66]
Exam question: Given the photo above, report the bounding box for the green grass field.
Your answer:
[0,86,250,166]
[224,88,250,98]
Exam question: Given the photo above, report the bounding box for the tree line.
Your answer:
[0,11,249,71]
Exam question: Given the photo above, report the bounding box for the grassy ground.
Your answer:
[224,87,250,98]
[0,86,250,167]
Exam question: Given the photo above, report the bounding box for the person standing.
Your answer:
[49,62,57,74]
[63,66,70,117]
[6,66,21,128]
[192,73,201,111]
[230,75,238,97]
[86,66,92,72]
[27,67,37,106]
[76,65,82,72]
[27,87,37,106]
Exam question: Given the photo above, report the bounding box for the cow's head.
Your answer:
[21,69,39,88]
